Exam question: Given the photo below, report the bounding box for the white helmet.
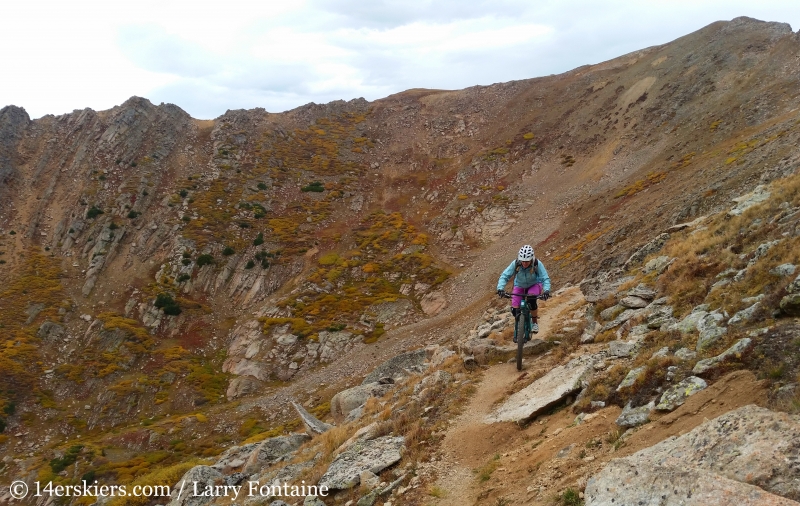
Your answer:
[518,245,534,262]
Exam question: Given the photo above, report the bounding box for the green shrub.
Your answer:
[301,181,325,192]
[87,207,104,219]
[127,211,140,219]
[179,189,188,198]
[222,247,235,256]
[155,293,182,315]
[257,182,267,190]
[196,254,214,267]
[245,260,255,269]
[559,488,583,506]
[50,445,83,473]
[253,233,264,246]
[154,293,176,309]
[181,258,191,266]
[109,223,119,230]
[163,305,182,316]
[176,274,191,283]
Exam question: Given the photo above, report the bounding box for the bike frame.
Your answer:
[501,292,542,370]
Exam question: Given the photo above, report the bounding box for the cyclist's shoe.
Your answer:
[532,322,540,334]
[513,335,518,344]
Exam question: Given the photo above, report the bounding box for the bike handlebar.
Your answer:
[498,291,545,299]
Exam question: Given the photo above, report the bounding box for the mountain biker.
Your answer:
[496,245,551,337]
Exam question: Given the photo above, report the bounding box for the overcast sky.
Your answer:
[1,0,798,119]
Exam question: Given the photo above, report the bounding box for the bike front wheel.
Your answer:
[516,315,525,371]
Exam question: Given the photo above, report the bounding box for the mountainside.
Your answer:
[1,16,800,506]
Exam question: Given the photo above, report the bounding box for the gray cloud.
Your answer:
[112,1,800,118]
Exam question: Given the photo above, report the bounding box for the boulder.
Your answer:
[318,436,405,490]
[586,460,796,505]
[749,240,782,267]
[363,349,427,384]
[579,271,632,303]
[420,290,446,315]
[770,264,797,277]
[780,294,800,317]
[317,331,357,363]
[608,340,637,358]
[693,338,753,375]
[291,401,332,435]
[486,355,596,423]
[728,185,770,216]
[226,376,263,400]
[627,284,657,301]
[615,401,654,428]
[601,308,645,331]
[303,497,327,506]
[211,442,259,471]
[619,296,649,309]
[656,376,707,411]
[642,255,672,274]
[166,466,224,506]
[675,348,697,361]
[623,233,670,270]
[331,383,394,421]
[728,302,761,325]
[359,470,380,489]
[242,434,311,474]
[428,346,456,367]
[413,370,453,394]
[37,321,65,342]
[788,275,800,294]
[589,405,800,502]
[616,366,646,391]
[696,312,728,351]
[600,304,625,321]
[675,310,707,334]
[336,422,380,455]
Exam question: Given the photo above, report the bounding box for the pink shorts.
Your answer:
[511,284,543,308]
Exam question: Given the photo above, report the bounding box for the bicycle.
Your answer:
[499,291,544,371]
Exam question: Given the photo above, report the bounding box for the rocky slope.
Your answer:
[1,15,800,506]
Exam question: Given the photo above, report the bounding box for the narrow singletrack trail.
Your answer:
[434,287,584,506]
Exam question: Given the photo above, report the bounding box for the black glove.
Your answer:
[497,289,505,298]
[541,290,551,301]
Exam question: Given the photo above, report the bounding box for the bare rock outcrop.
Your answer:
[587,405,800,503]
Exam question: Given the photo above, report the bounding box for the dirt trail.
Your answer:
[428,282,770,505]
[434,288,585,506]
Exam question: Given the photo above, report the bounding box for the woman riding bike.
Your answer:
[496,245,551,339]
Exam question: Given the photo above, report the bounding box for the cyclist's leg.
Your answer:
[511,286,524,343]
[527,284,543,334]
[510,286,524,314]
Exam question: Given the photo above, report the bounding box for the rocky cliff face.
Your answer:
[1,16,800,501]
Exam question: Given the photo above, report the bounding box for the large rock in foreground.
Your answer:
[318,436,405,490]
[586,405,800,504]
[586,460,797,506]
[485,355,596,423]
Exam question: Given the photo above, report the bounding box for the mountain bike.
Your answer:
[500,291,543,371]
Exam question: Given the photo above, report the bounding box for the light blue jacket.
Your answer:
[497,259,551,292]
